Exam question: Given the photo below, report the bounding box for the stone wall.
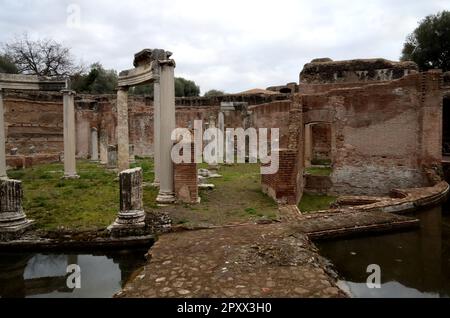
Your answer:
[299,70,443,195]
[299,58,419,94]
[2,90,291,168]
[311,123,331,162]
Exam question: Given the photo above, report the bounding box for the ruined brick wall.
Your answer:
[3,91,290,166]
[3,91,64,155]
[261,96,304,204]
[311,123,331,162]
[299,58,419,94]
[300,70,443,195]
[249,100,291,148]
[174,142,198,204]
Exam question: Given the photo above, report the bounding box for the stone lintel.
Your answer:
[118,63,158,88]
[0,73,67,91]
[61,89,76,95]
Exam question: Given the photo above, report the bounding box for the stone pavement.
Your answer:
[117,223,346,298]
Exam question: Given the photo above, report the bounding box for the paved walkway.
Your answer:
[118,205,418,298]
[117,223,345,298]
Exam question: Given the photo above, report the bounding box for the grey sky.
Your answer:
[0,0,448,93]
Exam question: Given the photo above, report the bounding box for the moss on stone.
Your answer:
[299,193,337,213]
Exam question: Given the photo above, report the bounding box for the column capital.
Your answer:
[61,89,76,96]
[116,86,129,92]
[159,59,176,68]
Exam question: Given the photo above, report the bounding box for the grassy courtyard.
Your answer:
[7,159,158,231]
[5,157,340,231]
[6,159,278,231]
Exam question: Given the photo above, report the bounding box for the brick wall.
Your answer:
[174,141,198,204]
[261,96,304,205]
[300,70,443,195]
[2,91,289,166]
[261,149,302,205]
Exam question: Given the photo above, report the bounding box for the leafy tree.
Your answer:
[175,77,200,97]
[0,54,18,74]
[204,89,225,97]
[130,77,200,97]
[401,11,450,71]
[131,84,154,96]
[71,63,118,94]
[3,33,82,76]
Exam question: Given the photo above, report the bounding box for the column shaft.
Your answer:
[62,90,79,178]
[117,88,129,171]
[91,128,99,161]
[153,82,161,185]
[156,64,176,203]
[0,90,6,178]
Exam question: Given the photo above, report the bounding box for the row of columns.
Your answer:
[0,89,78,179]
[116,61,176,204]
[1,63,176,204]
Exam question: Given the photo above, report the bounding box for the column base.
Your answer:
[107,210,146,237]
[156,191,176,204]
[151,179,160,188]
[0,219,35,241]
[63,174,80,180]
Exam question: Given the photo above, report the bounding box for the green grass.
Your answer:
[298,193,337,213]
[7,158,157,231]
[6,158,279,231]
[305,166,332,176]
[162,163,279,227]
[311,158,332,166]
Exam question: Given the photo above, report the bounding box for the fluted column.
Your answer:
[156,61,176,204]
[117,87,130,171]
[153,81,161,186]
[0,178,34,236]
[62,90,79,179]
[0,89,6,179]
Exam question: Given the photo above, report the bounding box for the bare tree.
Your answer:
[3,34,82,76]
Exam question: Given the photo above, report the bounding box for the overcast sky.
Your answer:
[0,0,448,94]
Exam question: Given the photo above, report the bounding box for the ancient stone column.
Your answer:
[129,144,136,163]
[207,117,219,173]
[0,89,6,179]
[153,81,161,186]
[91,127,99,161]
[156,61,176,204]
[99,129,108,164]
[218,112,225,163]
[108,167,146,236]
[62,90,79,179]
[107,144,118,169]
[117,87,130,172]
[304,124,312,167]
[0,178,34,239]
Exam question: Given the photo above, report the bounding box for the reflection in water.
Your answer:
[0,249,148,298]
[317,206,450,298]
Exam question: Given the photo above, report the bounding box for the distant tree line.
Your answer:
[0,34,202,96]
